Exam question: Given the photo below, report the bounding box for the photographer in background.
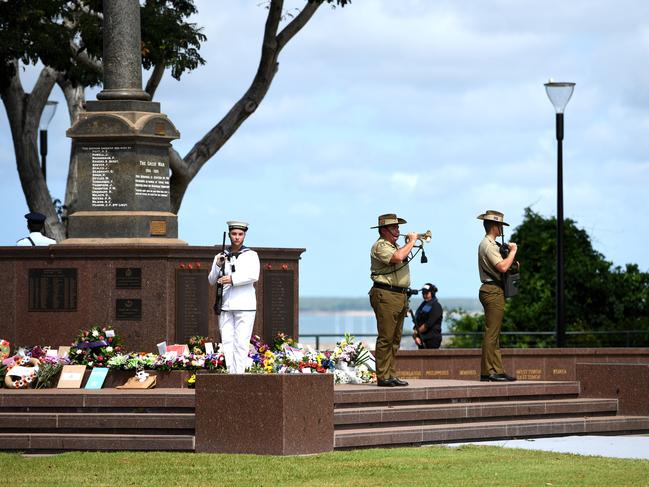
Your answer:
[412,283,443,349]
[369,213,418,387]
[477,210,518,382]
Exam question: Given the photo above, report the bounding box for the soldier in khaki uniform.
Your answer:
[369,213,418,387]
[477,210,518,382]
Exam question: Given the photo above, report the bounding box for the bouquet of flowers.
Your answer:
[69,325,124,368]
[272,332,296,352]
[187,335,212,355]
[332,333,375,384]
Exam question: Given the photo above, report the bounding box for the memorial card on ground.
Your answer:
[85,367,109,389]
[57,365,87,388]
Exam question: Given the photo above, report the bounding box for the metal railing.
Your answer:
[299,330,649,350]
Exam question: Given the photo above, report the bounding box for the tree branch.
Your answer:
[145,64,165,99]
[277,0,322,52]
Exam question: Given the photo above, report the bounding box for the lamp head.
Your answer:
[39,101,58,131]
[544,80,575,114]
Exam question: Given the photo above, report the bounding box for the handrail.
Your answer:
[298,330,649,350]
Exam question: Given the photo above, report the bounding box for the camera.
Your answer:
[406,288,419,297]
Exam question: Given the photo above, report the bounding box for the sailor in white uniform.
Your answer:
[208,221,260,374]
[16,212,56,246]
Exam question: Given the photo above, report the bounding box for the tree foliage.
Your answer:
[448,208,649,348]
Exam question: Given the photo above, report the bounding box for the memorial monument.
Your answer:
[0,0,304,351]
[64,0,182,244]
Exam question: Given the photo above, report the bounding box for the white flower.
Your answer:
[92,330,99,337]
[105,346,113,352]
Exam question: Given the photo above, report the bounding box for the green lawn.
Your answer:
[3,445,649,487]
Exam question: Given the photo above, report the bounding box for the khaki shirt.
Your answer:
[370,238,410,288]
[478,235,503,283]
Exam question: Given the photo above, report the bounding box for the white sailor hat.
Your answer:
[227,221,249,231]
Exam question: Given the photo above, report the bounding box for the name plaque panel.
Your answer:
[76,143,171,212]
[116,268,142,289]
[116,299,142,321]
[262,271,295,342]
[175,270,209,342]
[28,268,77,311]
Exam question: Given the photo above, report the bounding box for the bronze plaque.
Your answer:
[116,267,142,289]
[116,299,142,321]
[150,220,167,236]
[262,270,294,342]
[28,268,77,311]
[175,269,209,342]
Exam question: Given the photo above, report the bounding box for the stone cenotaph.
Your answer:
[0,0,303,351]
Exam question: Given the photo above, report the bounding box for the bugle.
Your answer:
[400,230,432,243]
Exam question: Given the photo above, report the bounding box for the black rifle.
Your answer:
[213,231,226,315]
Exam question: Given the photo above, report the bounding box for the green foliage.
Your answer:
[0,0,205,88]
[448,208,649,347]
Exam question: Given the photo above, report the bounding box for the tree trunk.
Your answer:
[1,65,66,241]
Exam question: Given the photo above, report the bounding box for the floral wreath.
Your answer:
[4,356,40,389]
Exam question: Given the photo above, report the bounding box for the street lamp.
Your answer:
[39,100,58,181]
[544,80,575,348]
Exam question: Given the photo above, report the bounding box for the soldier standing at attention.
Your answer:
[208,221,260,374]
[369,213,418,387]
[477,210,518,382]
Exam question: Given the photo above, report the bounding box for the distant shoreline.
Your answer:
[300,296,482,313]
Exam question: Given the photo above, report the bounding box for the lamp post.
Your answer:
[39,100,58,181]
[544,80,575,348]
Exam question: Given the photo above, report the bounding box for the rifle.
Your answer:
[409,309,423,349]
[213,231,226,315]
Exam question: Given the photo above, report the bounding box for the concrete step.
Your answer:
[0,389,194,412]
[0,412,194,433]
[334,380,581,408]
[335,398,618,428]
[0,433,195,452]
[334,415,649,449]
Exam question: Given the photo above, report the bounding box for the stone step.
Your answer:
[0,412,194,433]
[334,380,581,407]
[334,415,649,449]
[0,389,194,412]
[335,398,618,428]
[0,433,195,452]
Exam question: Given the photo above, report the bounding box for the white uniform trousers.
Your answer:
[219,310,256,374]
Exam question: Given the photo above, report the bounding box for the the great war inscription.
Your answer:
[77,143,170,212]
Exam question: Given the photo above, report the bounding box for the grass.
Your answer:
[2,445,649,487]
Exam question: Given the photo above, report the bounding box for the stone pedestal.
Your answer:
[65,102,182,242]
[195,374,334,455]
[577,362,649,415]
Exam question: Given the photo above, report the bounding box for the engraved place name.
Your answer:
[175,270,208,342]
[459,369,478,376]
[552,368,568,375]
[116,299,142,321]
[116,268,142,289]
[425,369,450,377]
[135,160,169,198]
[516,368,542,380]
[87,145,131,208]
[28,268,77,311]
[263,271,295,341]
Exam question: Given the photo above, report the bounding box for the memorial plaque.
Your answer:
[262,271,295,342]
[75,143,171,212]
[116,298,142,321]
[116,267,142,289]
[28,268,77,311]
[175,269,209,342]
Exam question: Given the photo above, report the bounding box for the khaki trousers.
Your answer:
[370,288,407,381]
[479,283,505,375]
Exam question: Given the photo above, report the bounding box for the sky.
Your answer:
[1,0,648,298]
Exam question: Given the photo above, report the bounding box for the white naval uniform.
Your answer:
[16,232,57,246]
[208,247,260,374]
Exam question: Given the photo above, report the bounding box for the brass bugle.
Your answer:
[400,230,432,243]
